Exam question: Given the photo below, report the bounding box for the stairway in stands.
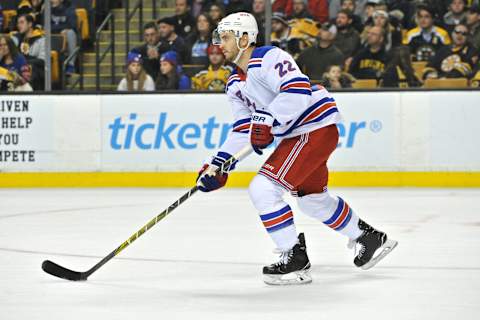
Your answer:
[81,0,175,91]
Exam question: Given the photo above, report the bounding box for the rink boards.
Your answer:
[0,91,479,187]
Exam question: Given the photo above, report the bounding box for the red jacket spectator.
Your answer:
[272,0,329,23]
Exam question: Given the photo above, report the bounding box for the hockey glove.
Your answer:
[250,111,274,155]
[197,152,237,192]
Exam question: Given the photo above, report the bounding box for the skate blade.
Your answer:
[263,269,312,286]
[361,239,398,270]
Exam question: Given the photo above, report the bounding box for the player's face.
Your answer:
[218,31,239,62]
[128,62,142,76]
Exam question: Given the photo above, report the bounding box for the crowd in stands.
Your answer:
[124,0,480,92]
[1,0,480,91]
[1,0,87,91]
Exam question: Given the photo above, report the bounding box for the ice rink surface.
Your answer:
[1,187,479,320]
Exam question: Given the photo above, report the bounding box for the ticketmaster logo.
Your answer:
[107,113,375,150]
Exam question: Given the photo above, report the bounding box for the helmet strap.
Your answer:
[233,36,248,65]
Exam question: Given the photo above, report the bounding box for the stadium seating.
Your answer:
[352,79,377,89]
[76,8,90,41]
[412,61,428,80]
[51,50,60,83]
[423,78,469,88]
[2,10,17,32]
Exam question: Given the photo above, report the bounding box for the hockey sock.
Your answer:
[297,193,362,240]
[322,197,362,240]
[259,204,298,251]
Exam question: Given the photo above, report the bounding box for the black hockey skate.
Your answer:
[263,233,312,285]
[351,220,398,270]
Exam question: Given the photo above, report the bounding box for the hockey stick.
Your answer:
[41,145,253,281]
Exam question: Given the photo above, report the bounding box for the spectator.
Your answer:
[334,9,361,58]
[173,0,196,39]
[273,0,329,23]
[443,0,467,31]
[11,14,46,90]
[208,3,225,28]
[422,23,478,79]
[362,10,401,50]
[403,5,451,61]
[191,45,232,91]
[156,51,191,90]
[288,0,314,19]
[157,16,190,64]
[191,0,213,18]
[319,64,354,88]
[271,12,304,57]
[363,0,378,23]
[381,46,421,87]
[50,0,78,74]
[225,0,250,15]
[349,25,389,81]
[329,0,368,22]
[0,35,32,91]
[252,0,266,46]
[340,0,364,32]
[186,13,213,66]
[117,52,155,92]
[296,23,345,80]
[133,22,161,81]
[466,5,480,49]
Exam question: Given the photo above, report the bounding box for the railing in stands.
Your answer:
[62,46,84,90]
[125,0,144,54]
[95,12,115,91]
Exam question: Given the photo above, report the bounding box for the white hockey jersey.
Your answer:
[214,46,342,165]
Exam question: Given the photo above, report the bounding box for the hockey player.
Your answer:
[197,12,397,285]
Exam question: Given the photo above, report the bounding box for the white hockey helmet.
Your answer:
[212,12,258,47]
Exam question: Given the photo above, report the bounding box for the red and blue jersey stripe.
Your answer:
[232,118,250,134]
[323,197,352,231]
[280,77,312,95]
[248,58,262,70]
[274,96,338,137]
[260,205,294,233]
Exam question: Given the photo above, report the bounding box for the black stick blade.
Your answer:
[42,260,87,281]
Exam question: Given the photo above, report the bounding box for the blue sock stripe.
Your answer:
[323,197,344,225]
[266,217,294,233]
[335,210,352,231]
[260,205,292,221]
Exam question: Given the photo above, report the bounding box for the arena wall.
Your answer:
[0,91,479,187]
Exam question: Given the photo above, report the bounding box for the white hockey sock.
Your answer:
[297,193,362,241]
[259,205,298,251]
[323,197,363,240]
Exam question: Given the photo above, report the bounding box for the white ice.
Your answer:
[1,188,479,320]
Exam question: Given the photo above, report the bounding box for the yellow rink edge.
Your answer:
[0,171,479,188]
